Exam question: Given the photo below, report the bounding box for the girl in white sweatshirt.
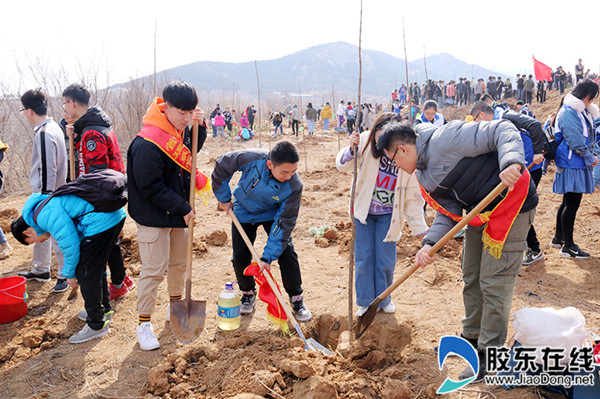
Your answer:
[336,113,428,316]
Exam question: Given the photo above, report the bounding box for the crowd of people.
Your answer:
[389,59,599,110]
[3,59,600,384]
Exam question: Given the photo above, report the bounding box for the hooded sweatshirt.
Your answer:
[73,106,124,175]
[127,97,207,228]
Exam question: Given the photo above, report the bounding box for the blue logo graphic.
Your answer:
[437,336,479,394]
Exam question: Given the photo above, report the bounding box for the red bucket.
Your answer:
[0,276,28,323]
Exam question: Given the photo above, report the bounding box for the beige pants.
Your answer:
[136,223,187,315]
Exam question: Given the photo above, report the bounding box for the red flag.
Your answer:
[533,56,553,82]
[244,262,290,334]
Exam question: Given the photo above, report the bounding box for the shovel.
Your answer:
[170,120,207,343]
[229,211,333,355]
[355,179,510,339]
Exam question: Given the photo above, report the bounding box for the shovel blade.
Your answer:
[354,300,381,339]
[170,299,207,344]
[307,338,334,355]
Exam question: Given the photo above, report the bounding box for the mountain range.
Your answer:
[121,42,508,98]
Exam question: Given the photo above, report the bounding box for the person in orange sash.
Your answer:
[127,81,206,351]
[377,119,538,382]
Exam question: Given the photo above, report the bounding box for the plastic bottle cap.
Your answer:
[225,282,234,289]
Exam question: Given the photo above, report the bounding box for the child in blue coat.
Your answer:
[11,193,126,343]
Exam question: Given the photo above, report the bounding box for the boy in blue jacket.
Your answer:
[212,141,311,321]
[11,193,126,344]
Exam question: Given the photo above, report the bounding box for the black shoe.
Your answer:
[550,237,564,248]
[434,334,478,355]
[52,278,69,293]
[522,249,545,266]
[560,244,590,259]
[240,290,256,315]
[458,350,487,382]
[290,295,312,322]
[18,271,51,282]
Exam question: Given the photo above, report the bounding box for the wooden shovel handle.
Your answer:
[184,121,199,302]
[229,211,301,330]
[68,133,75,180]
[373,180,508,303]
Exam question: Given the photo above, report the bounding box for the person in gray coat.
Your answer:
[18,89,68,292]
[377,119,538,382]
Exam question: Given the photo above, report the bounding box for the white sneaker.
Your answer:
[381,302,396,314]
[356,307,368,317]
[69,323,110,344]
[166,304,170,322]
[0,242,13,259]
[137,322,160,351]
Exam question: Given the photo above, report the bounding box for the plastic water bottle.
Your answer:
[217,282,240,331]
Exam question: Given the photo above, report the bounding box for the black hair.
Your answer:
[571,79,599,102]
[307,102,313,108]
[10,216,30,246]
[469,101,494,118]
[270,141,299,165]
[423,100,438,111]
[480,94,493,103]
[516,101,524,106]
[363,112,404,158]
[376,121,417,153]
[62,83,91,105]
[20,89,48,116]
[162,81,198,111]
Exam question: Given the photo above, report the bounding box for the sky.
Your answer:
[1,0,597,93]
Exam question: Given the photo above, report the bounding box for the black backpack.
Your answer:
[33,169,127,223]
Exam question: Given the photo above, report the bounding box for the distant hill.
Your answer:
[118,42,508,98]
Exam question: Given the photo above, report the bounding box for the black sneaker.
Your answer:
[52,278,69,293]
[458,350,487,382]
[550,237,564,248]
[18,271,51,282]
[435,334,478,355]
[560,244,590,259]
[290,295,312,322]
[522,250,545,266]
[240,290,256,315]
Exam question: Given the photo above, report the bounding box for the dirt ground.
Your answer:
[1,96,599,398]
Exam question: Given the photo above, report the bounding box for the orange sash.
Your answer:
[137,124,211,204]
[419,168,530,258]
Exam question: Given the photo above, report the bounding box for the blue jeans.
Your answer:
[212,125,217,138]
[354,214,396,307]
[516,88,523,102]
[307,120,315,134]
[323,118,330,131]
[594,163,600,187]
[274,123,283,135]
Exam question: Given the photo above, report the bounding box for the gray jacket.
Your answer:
[30,118,67,194]
[415,120,537,247]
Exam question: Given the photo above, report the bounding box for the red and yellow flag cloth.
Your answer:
[418,168,530,258]
[137,98,211,205]
[244,262,291,335]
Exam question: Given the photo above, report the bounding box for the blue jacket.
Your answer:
[22,193,126,279]
[555,99,597,169]
[211,150,303,263]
